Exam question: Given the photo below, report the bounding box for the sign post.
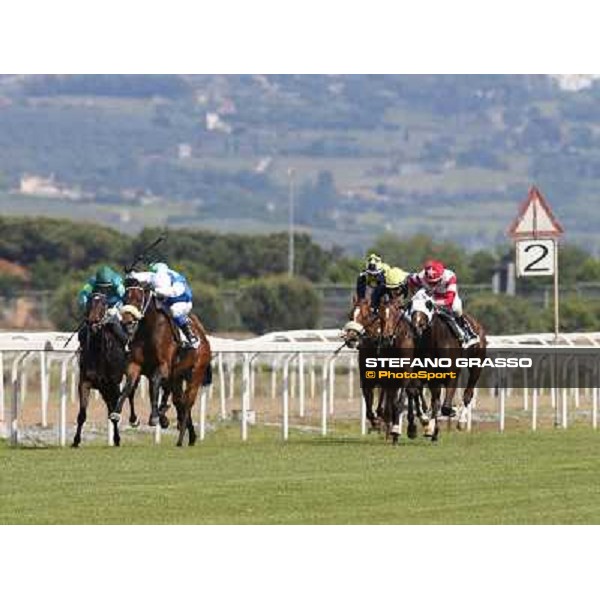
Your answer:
[508,186,564,337]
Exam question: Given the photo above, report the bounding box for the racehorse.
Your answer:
[379,296,429,443]
[110,280,212,447]
[341,296,387,432]
[409,289,487,442]
[72,293,139,447]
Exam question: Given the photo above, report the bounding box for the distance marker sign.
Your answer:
[516,239,555,277]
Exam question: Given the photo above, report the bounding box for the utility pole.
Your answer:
[288,167,295,277]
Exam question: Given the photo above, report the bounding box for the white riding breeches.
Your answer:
[452,295,463,316]
[107,306,122,322]
[170,301,192,319]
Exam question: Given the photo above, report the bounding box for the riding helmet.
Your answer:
[424,260,444,283]
[95,265,114,285]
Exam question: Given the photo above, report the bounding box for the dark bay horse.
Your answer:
[342,296,386,432]
[110,281,212,446]
[72,293,139,447]
[409,289,487,442]
[379,297,430,443]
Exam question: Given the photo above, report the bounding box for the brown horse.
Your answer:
[379,297,430,443]
[341,296,388,433]
[72,293,139,447]
[409,289,486,442]
[109,281,212,446]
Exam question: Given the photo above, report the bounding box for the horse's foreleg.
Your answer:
[458,365,482,430]
[128,377,141,428]
[441,379,458,418]
[390,387,405,445]
[406,388,418,440]
[72,379,92,447]
[180,368,203,447]
[105,382,122,446]
[426,385,442,441]
[148,372,163,427]
[363,388,378,431]
[158,380,173,429]
[110,363,141,423]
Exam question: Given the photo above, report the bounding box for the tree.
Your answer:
[236,276,321,334]
[467,294,550,335]
[372,233,472,280]
[49,280,83,331]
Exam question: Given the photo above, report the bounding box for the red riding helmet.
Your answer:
[424,260,444,284]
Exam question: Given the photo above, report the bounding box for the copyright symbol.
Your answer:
[366,371,376,379]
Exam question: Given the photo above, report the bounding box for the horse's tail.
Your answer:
[190,313,209,338]
[464,313,487,350]
[203,363,213,386]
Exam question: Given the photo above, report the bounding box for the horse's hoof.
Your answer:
[391,433,399,446]
[129,417,140,429]
[441,405,456,418]
[159,415,170,429]
[109,412,121,424]
[457,421,466,431]
[148,415,159,427]
[407,426,417,440]
[71,442,80,448]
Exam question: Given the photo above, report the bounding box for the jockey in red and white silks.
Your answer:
[407,260,477,347]
[407,260,461,314]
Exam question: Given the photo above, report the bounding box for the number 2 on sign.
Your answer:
[516,239,555,277]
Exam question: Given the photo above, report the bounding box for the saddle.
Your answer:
[154,298,193,350]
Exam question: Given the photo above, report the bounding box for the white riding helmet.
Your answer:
[150,262,169,274]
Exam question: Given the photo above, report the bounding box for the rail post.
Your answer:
[298,352,305,418]
[321,356,331,436]
[10,352,28,446]
[593,359,599,430]
[499,371,506,433]
[241,353,250,441]
[282,354,295,440]
[58,359,68,447]
[39,351,49,427]
[0,351,5,424]
[199,387,208,441]
[218,352,227,419]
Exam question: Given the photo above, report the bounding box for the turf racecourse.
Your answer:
[2,426,600,524]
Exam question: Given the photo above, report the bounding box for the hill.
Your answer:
[0,74,598,253]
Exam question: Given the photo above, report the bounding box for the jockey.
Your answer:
[407,259,478,347]
[128,262,200,349]
[357,254,409,312]
[77,265,129,346]
[385,266,410,302]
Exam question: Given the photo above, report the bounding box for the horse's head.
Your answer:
[120,279,151,336]
[380,298,403,347]
[86,293,108,332]
[409,289,435,338]
[341,296,381,349]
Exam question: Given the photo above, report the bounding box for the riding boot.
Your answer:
[444,313,467,345]
[180,318,200,349]
[77,325,88,348]
[457,315,479,348]
[110,321,130,352]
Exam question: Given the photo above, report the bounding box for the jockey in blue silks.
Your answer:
[128,262,200,349]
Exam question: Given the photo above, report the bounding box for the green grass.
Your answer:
[2,426,600,524]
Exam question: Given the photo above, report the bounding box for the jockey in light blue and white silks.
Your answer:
[128,262,200,349]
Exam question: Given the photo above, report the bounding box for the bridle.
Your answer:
[87,293,109,333]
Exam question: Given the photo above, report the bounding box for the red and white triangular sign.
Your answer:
[508,186,564,239]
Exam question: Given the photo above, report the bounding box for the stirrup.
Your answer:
[462,335,480,349]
